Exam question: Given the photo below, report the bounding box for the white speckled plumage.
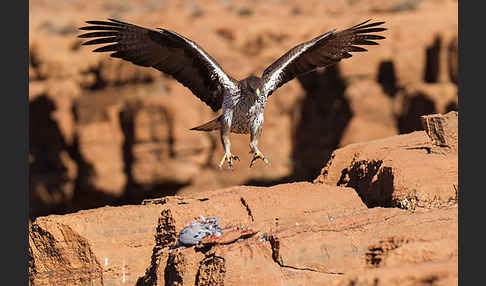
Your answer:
[221,87,266,135]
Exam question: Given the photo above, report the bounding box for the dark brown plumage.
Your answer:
[79,19,238,111]
[261,19,386,97]
[78,19,386,168]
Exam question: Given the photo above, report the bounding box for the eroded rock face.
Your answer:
[29,93,78,218]
[29,1,458,284]
[315,111,458,209]
[29,183,363,285]
[336,261,458,286]
[119,92,213,189]
[75,95,126,197]
[29,178,457,285]
[29,221,103,286]
[421,111,458,152]
[394,82,458,133]
[30,204,167,286]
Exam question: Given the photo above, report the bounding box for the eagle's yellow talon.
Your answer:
[249,152,270,168]
[219,153,240,169]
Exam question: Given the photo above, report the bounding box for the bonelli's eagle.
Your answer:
[79,19,386,168]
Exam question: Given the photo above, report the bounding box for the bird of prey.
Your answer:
[78,19,386,168]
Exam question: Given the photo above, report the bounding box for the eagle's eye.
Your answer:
[256,88,261,96]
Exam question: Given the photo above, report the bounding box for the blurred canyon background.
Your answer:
[29,0,458,220]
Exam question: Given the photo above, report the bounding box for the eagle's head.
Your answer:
[241,75,264,98]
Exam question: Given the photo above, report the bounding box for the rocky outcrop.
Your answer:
[394,82,458,133]
[314,111,458,209]
[29,112,459,284]
[421,109,458,151]
[336,260,457,286]
[29,183,457,286]
[75,92,127,197]
[29,1,459,284]
[137,182,364,285]
[28,183,358,285]
[30,204,167,286]
[119,87,212,191]
[29,221,103,286]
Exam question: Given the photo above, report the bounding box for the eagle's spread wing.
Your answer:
[261,19,386,97]
[78,19,238,111]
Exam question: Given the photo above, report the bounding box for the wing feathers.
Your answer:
[349,46,368,52]
[362,34,386,40]
[82,37,119,46]
[78,19,237,111]
[342,52,353,58]
[353,39,379,45]
[78,31,119,38]
[92,44,121,52]
[109,51,124,58]
[262,20,386,97]
[79,26,121,31]
[355,27,387,34]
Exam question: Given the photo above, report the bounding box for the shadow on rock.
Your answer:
[377,60,400,98]
[397,92,437,134]
[29,95,75,219]
[289,65,352,181]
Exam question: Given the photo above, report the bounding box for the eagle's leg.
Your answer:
[249,125,270,168]
[218,121,239,169]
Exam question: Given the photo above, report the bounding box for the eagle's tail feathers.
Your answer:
[190,116,222,131]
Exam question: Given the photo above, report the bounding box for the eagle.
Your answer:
[78,19,386,169]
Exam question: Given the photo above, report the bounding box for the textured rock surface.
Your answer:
[29,1,458,284]
[30,205,167,286]
[29,184,457,286]
[29,221,103,286]
[421,111,458,151]
[335,261,458,286]
[315,111,458,209]
[76,98,126,197]
[394,82,458,133]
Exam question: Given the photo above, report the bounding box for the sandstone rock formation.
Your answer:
[30,204,165,286]
[29,110,458,285]
[29,0,459,283]
[29,184,457,286]
[315,111,458,210]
